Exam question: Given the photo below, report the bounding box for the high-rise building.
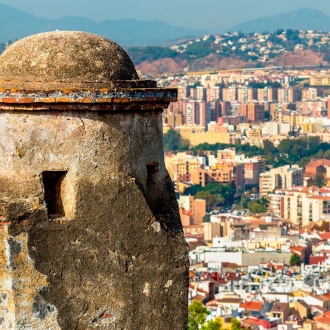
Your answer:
[191,161,244,193]
[257,87,278,102]
[237,87,257,103]
[259,165,304,196]
[206,86,221,101]
[269,187,330,227]
[241,158,266,186]
[238,103,264,123]
[302,87,319,100]
[222,86,237,102]
[278,87,302,103]
[247,103,265,122]
[181,100,210,127]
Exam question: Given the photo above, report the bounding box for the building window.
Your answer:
[42,171,67,218]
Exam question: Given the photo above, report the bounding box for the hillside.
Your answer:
[128,30,330,76]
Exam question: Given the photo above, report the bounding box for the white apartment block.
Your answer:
[269,187,330,227]
[259,165,303,196]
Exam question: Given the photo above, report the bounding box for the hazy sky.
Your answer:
[2,0,330,31]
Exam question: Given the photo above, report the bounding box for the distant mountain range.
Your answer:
[228,8,330,33]
[0,4,202,46]
[2,5,330,48]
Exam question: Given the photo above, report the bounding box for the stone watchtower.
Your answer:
[0,31,188,329]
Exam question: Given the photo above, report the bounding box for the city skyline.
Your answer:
[2,0,330,31]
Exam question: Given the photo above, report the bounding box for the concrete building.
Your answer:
[246,128,263,147]
[302,87,319,100]
[260,165,304,196]
[0,32,188,329]
[179,130,235,146]
[222,86,237,102]
[191,161,244,192]
[262,121,292,136]
[247,103,265,122]
[278,87,302,103]
[207,101,221,122]
[240,157,266,186]
[304,158,330,185]
[257,87,278,102]
[181,99,210,127]
[165,152,201,184]
[296,100,326,116]
[218,148,236,160]
[237,87,257,103]
[178,195,207,225]
[238,103,264,123]
[269,187,330,227]
[206,86,221,101]
[311,75,330,86]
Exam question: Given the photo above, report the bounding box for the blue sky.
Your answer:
[1,0,330,30]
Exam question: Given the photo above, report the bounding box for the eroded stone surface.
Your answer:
[0,31,139,88]
[0,225,60,330]
[0,110,188,329]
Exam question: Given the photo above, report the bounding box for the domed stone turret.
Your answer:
[0,32,188,330]
[0,31,138,89]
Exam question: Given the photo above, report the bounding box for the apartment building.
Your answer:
[238,103,264,123]
[217,147,236,160]
[222,86,237,102]
[165,152,201,184]
[302,87,320,100]
[240,157,266,186]
[278,87,302,103]
[257,87,278,102]
[259,165,304,196]
[181,99,210,127]
[206,101,221,122]
[296,100,326,116]
[206,86,221,101]
[269,187,330,227]
[191,160,244,192]
[237,87,257,103]
[311,75,330,86]
[247,103,265,122]
[246,128,263,147]
[178,195,206,225]
[304,158,330,185]
[262,121,292,136]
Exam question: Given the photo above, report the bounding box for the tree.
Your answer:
[314,173,327,188]
[201,318,222,330]
[196,191,224,210]
[325,150,330,160]
[184,184,203,196]
[248,198,268,213]
[184,183,235,209]
[290,253,300,266]
[163,129,189,152]
[230,318,242,330]
[188,300,210,330]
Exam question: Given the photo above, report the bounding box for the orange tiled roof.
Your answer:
[317,232,330,241]
[290,245,306,254]
[314,310,330,324]
[310,256,327,265]
[239,301,263,311]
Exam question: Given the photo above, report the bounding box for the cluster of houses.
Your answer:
[188,222,330,329]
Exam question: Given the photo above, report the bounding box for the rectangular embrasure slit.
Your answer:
[42,171,68,218]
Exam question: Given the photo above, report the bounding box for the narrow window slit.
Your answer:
[42,171,68,218]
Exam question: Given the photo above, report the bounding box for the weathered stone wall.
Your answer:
[0,109,188,329]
